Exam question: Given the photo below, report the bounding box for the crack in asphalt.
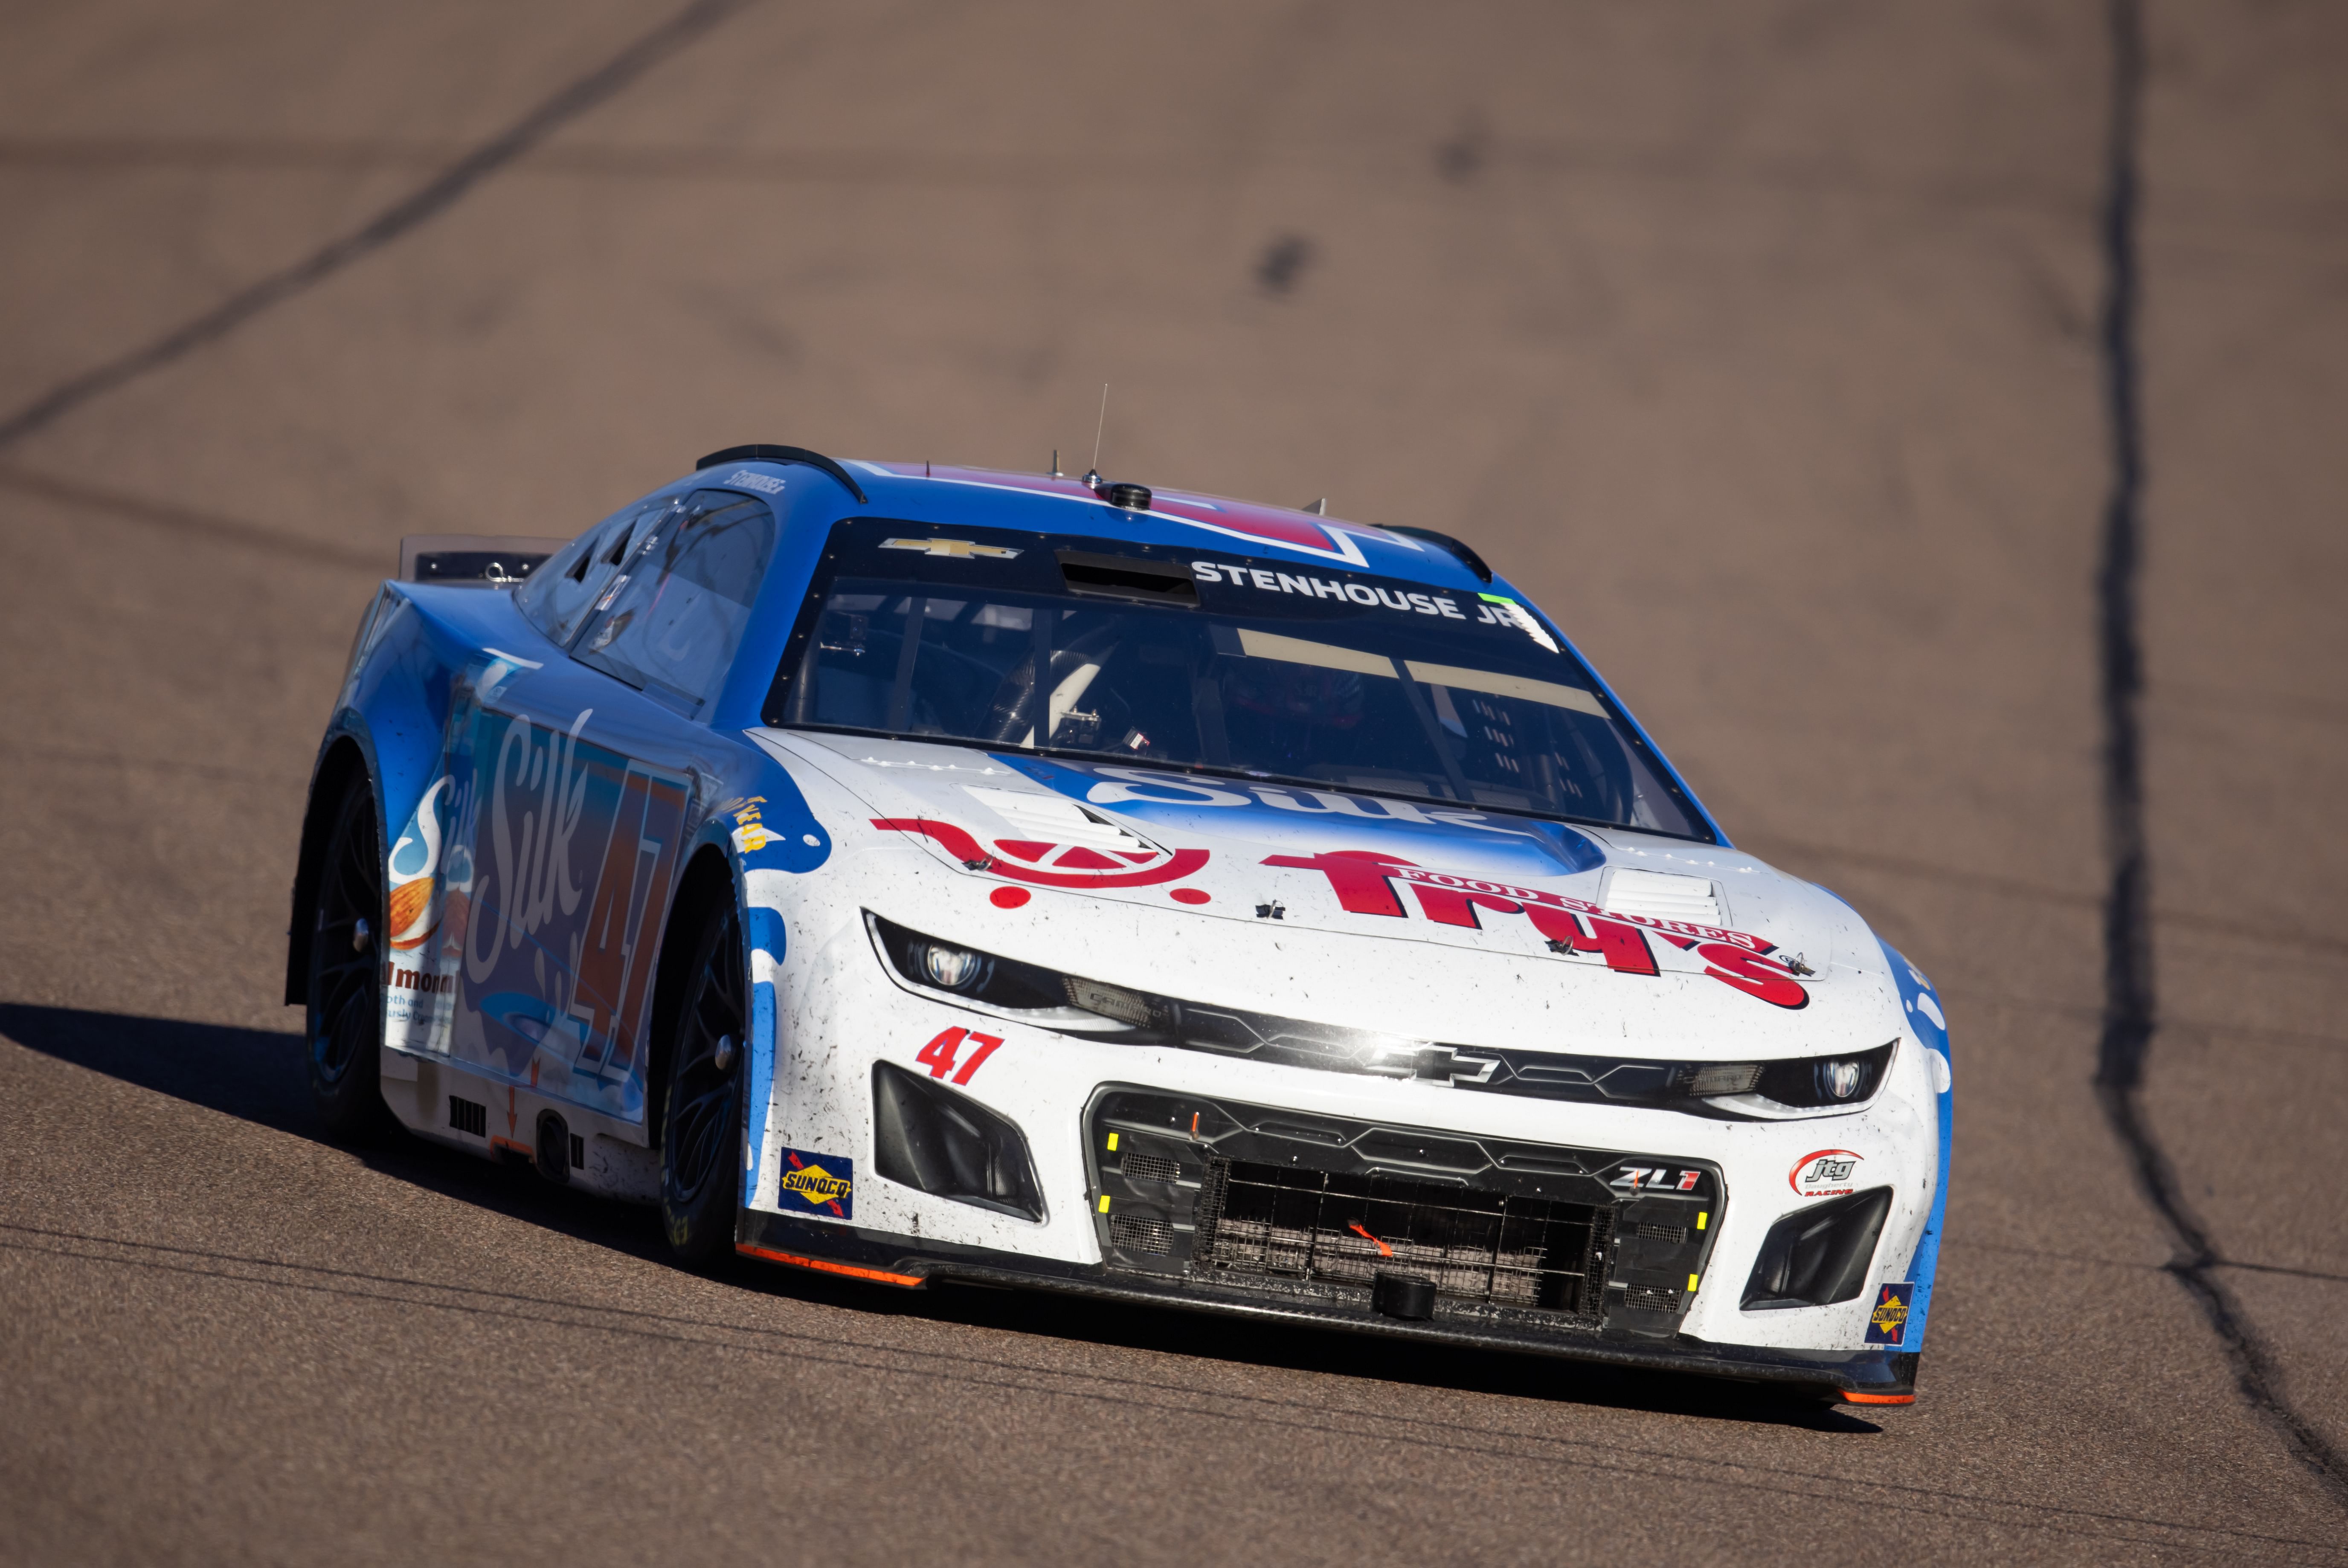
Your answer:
[2088,0,2348,1510]
[0,462,385,569]
[3,1221,2343,1561]
[0,0,750,452]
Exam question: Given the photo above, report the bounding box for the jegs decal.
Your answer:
[1791,1149,1864,1199]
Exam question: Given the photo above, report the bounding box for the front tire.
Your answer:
[660,901,746,1264]
[306,775,386,1141]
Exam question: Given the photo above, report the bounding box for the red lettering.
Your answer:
[1410,884,1524,929]
[1697,942,1808,1009]
[951,1033,1004,1085]
[916,1027,967,1078]
[1261,850,1415,917]
[1526,906,1660,975]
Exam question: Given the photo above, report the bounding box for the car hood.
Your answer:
[752,730,1897,1056]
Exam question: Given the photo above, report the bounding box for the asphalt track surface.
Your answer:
[2,3,2344,1562]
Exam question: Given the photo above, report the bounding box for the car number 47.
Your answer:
[915,1026,1004,1086]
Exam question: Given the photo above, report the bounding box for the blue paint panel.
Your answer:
[991,752,1606,879]
[743,904,788,1201]
[1880,938,1952,1350]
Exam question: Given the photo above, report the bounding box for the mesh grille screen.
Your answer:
[1192,1156,1606,1317]
[1108,1212,1174,1255]
[1120,1151,1183,1184]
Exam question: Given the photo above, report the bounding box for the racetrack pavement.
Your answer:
[2,3,2344,1562]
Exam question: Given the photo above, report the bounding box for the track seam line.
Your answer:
[0,0,752,452]
[2089,0,2348,1510]
[3,1232,2340,1559]
[2,1220,2342,1557]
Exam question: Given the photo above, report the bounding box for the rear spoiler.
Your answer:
[398,534,568,587]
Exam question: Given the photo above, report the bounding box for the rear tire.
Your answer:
[305,775,387,1141]
[660,901,746,1265]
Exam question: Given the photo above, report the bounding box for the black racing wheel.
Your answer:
[660,901,747,1264]
[306,775,387,1140]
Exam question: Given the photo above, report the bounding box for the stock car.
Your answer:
[287,444,1951,1404]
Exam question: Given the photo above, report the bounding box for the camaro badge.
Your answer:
[1866,1282,1913,1346]
[778,1148,853,1219]
[879,537,1022,559]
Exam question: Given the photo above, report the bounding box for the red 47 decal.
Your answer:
[914,1026,1005,1086]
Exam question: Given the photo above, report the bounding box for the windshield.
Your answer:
[767,519,1709,840]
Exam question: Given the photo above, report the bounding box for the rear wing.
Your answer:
[398,533,569,587]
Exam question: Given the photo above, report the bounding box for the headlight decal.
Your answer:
[867,910,1897,1121]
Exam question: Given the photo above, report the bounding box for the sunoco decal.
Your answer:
[1866,1282,1913,1346]
[778,1148,853,1218]
[1790,1149,1863,1199]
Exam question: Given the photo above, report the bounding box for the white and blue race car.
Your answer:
[289,445,1950,1404]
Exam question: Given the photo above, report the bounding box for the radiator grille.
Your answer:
[1635,1223,1687,1243]
[1192,1157,1607,1317]
[1120,1151,1184,1184]
[448,1096,487,1137]
[1108,1212,1174,1255]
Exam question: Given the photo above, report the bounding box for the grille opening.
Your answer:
[1635,1223,1688,1243]
[1108,1212,1174,1255]
[448,1096,487,1137]
[1191,1157,1606,1317]
[1620,1284,1681,1314]
[1120,1151,1184,1184]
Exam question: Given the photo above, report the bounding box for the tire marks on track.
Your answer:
[0,0,751,452]
[2087,0,2348,1508]
[3,1221,2343,1562]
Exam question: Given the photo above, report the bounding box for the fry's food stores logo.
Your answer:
[1266,849,1811,1010]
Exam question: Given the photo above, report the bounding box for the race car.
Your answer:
[287,443,1951,1404]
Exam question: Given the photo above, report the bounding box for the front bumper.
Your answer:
[738,1072,1923,1403]
[740,884,1939,1405]
[734,1208,1919,1402]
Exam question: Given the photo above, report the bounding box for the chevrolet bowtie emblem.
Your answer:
[879,538,1023,559]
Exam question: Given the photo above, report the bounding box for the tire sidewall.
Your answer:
[308,775,386,1139]
[660,902,744,1264]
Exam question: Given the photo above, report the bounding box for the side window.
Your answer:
[515,499,669,648]
[574,490,777,715]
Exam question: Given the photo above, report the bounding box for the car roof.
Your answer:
[778,460,1498,594]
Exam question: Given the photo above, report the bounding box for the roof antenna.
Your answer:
[1083,384,1108,488]
[1049,448,1062,478]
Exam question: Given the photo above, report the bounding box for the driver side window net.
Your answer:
[573,490,776,715]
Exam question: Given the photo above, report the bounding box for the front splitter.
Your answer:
[735,1208,1918,1403]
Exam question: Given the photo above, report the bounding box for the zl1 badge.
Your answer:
[1866,1281,1913,1346]
[778,1147,853,1219]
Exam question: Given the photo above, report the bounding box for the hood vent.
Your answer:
[1603,869,1721,926]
